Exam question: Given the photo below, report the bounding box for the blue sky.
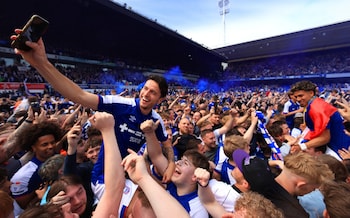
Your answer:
[113,0,350,49]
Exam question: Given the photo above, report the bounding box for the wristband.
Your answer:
[25,119,33,123]
[299,143,307,151]
[197,181,209,188]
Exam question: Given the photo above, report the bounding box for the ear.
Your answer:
[323,209,330,218]
[346,176,350,184]
[58,168,64,176]
[31,145,37,153]
[243,179,250,188]
[295,180,308,194]
[296,180,307,189]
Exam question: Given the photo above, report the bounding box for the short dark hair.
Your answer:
[290,80,317,95]
[200,129,213,139]
[147,75,168,98]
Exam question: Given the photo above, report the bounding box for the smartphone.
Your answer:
[11,15,49,51]
[30,102,41,114]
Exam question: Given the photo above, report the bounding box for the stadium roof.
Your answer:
[1,0,225,76]
[214,20,350,62]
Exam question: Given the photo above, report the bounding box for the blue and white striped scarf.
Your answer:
[256,111,283,160]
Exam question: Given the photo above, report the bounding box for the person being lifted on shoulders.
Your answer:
[10,30,175,182]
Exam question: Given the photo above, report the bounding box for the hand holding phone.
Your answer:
[11,15,49,51]
[30,102,41,114]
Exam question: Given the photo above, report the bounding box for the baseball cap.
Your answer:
[232,149,250,172]
[232,149,275,192]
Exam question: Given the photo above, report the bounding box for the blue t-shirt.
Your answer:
[166,182,209,218]
[92,95,167,184]
[97,95,167,157]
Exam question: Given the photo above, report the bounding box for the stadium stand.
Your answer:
[0,0,225,77]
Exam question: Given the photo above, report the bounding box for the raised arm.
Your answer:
[217,109,238,136]
[91,112,125,218]
[196,107,214,126]
[140,119,168,175]
[122,150,190,218]
[243,109,258,143]
[63,123,82,175]
[140,119,174,183]
[0,106,35,163]
[194,168,227,218]
[11,34,98,109]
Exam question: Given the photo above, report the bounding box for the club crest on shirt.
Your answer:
[129,115,136,122]
[123,185,130,194]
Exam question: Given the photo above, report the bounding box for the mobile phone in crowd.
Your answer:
[11,15,49,51]
[30,102,41,114]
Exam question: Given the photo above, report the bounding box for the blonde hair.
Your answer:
[234,191,284,218]
[284,152,334,184]
[224,135,249,160]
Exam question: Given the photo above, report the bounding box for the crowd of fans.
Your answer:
[0,75,350,217]
[2,46,350,89]
[1,40,350,217]
[224,48,350,79]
